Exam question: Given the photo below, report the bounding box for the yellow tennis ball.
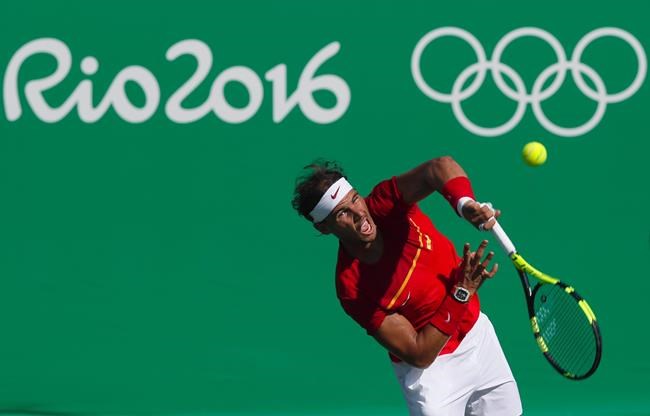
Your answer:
[522,141,547,166]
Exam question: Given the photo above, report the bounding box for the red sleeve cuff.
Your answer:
[440,176,475,217]
[430,295,470,335]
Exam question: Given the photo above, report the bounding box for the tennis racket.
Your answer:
[490,220,602,380]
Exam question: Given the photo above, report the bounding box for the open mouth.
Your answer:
[359,218,373,236]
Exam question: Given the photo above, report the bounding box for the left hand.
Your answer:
[461,200,500,231]
[455,240,499,295]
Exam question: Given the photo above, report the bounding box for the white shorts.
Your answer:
[392,313,522,416]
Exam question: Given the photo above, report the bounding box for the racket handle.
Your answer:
[490,221,517,256]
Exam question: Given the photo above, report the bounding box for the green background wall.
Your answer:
[1,1,648,415]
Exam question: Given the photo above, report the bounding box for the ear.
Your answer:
[313,221,331,235]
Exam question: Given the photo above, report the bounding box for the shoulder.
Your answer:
[365,177,413,220]
[367,177,401,202]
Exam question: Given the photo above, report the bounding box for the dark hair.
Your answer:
[292,160,346,222]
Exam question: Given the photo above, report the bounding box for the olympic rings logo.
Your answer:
[411,27,647,137]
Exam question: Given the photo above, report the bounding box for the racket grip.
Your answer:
[490,221,517,256]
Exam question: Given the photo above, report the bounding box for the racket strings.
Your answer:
[541,292,594,373]
[538,293,595,375]
[533,284,597,377]
[542,291,591,364]
[538,307,592,374]
[545,295,593,371]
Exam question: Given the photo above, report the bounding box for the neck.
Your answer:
[342,231,384,264]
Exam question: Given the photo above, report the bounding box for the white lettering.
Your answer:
[4,38,74,122]
[164,40,213,123]
[4,38,160,123]
[265,42,350,124]
[4,38,349,125]
[107,66,160,123]
[211,66,263,123]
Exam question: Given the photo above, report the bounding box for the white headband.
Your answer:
[309,177,354,223]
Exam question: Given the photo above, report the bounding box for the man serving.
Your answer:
[292,156,522,415]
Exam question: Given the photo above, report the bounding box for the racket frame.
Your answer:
[490,221,602,380]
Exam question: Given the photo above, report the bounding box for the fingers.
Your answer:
[478,202,494,217]
[479,217,496,231]
[468,240,498,270]
[468,202,500,231]
[465,240,489,264]
[482,209,501,230]
[480,250,494,269]
[474,240,488,263]
[467,241,486,280]
[459,241,499,288]
[461,242,472,274]
[462,201,483,221]
[487,262,499,277]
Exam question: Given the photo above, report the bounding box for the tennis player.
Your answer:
[292,157,522,415]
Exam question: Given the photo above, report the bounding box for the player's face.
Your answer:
[322,190,377,244]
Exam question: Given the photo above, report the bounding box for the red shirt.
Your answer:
[335,177,480,358]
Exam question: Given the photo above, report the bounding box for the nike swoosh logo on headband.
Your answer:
[330,187,340,199]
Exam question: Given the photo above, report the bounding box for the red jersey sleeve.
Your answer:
[365,177,411,221]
